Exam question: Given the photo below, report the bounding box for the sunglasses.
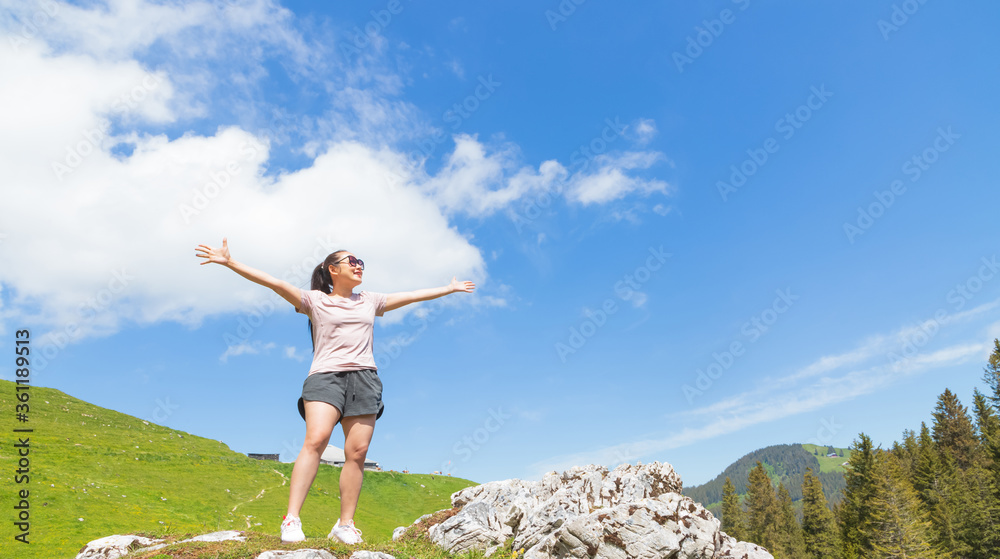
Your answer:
[334,255,365,270]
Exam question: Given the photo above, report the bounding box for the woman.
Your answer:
[196,238,475,544]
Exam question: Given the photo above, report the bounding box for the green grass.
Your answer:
[0,380,476,559]
[800,443,853,473]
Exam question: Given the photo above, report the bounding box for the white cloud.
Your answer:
[0,0,676,348]
[566,152,670,205]
[531,299,1000,478]
[627,291,648,308]
[447,59,465,80]
[0,5,486,343]
[420,135,567,217]
[630,118,658,145]
[284,345,306,362]
[220,341,275,362]
[418,138,674,217]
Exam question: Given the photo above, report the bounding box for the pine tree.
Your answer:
[913,423,941,505]
[721,476,748,541]
[973,389,1000,445]
[746,461,781,554]
[982,338,1000,409]
[895,429,919,478]
[802,468,841,559]
[931,388,978,471]
[776,482,807,559]
[946,463,1000,559]
[840,434,876,559]
[920,389,1000,558]
[922,411,983,557]
[868,450,939,559]
[972,388,1000,497]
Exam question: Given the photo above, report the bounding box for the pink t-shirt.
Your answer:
[297,290,387,375]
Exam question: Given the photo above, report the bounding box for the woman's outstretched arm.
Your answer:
[196,238,303,310]
[383,277,475,313]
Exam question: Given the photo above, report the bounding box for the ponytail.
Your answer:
[311,262,333,294]
[307,250,347,352]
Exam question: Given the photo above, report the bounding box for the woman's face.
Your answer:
[329,252,364,286]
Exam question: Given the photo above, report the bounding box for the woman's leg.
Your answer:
[287,400,341,518]
[338,413,376,523]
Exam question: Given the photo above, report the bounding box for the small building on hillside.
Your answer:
[321,445,381,471]
[248,453,279,461]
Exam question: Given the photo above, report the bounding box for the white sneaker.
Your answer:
[281,515,305,543]
[328,519,363,544]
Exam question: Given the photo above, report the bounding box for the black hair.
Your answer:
[308,250,348,352]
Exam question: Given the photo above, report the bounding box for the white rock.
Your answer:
[716,532,774,559]
[180,530,246,543]
[257,550,337,559]
[76,534,162,559]
[392,526,407,541]
[349,551,396,559]
[413,461,774,559]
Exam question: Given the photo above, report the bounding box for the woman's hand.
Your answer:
[449,277,476,293]
[196,238,231,266]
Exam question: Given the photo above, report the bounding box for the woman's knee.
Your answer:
[303,431,332,453]
[344,441,369,460]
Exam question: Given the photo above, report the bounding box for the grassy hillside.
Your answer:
[682,443,852,519]
[0,380,475,559]
[801,443,852,473]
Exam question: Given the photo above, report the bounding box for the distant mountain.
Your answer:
[682,443,851,518]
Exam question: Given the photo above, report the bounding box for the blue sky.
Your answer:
[2,0,999,488]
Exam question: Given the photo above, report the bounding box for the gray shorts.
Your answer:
[297,369,384,423]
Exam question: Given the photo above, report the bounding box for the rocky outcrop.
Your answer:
[397,462,772,559]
